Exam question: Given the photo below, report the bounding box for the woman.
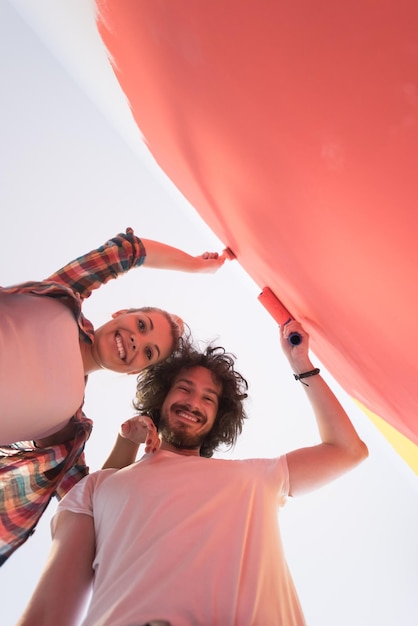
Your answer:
[0,227,228,443]
[0,227,229,563]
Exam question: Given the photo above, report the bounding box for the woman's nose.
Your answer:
[130,336,137,350]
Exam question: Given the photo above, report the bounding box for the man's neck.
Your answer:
[159,440,201,457]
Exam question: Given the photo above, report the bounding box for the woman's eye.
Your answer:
[145,347,153,360]
[138,319,146,332]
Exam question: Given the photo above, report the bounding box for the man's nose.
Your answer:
[187,393,202,413]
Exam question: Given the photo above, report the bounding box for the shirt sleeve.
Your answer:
[45,228,146,300]
[51,469,116,536]
[262,454,289,506]
[277,455,290,506]
[243,455,290,507]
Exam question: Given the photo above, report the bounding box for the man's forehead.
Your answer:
[175,366,222,392]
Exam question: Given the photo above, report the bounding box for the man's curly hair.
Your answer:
[133,340,248,458]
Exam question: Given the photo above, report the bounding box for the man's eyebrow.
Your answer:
[176,377,219,396]
[175,377,192,386]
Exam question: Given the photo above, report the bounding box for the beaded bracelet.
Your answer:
[293,368,320,386]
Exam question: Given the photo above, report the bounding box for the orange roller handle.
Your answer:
[258,287,302,345]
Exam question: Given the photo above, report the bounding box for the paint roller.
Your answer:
[222,246,302,345]
[258,287,302,345]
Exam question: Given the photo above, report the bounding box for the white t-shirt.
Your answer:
[0,292,85,443]
[54,450,306,626]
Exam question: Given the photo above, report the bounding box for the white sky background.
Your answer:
[1,1,417,624]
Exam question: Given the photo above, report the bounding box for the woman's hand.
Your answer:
[142,238,234,273]
[194,248,235,273]
[120,416,161,453]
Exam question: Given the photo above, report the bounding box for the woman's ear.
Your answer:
[111,309,129,319]
[171,314,184,335]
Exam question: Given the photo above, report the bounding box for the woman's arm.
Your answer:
[102,415,160,469]
[141,238,231,273]
[47,228,231,300]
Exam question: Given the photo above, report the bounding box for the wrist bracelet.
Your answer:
[293,368,320,386]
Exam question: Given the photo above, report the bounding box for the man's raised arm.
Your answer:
[280,321,368,497]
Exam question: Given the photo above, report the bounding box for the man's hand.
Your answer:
[120,416,161,454]
[279,320,314,375]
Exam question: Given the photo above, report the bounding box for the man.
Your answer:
[17,321,368,626]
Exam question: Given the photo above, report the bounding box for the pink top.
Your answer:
[54,450,306,625]
[0,292,85,443]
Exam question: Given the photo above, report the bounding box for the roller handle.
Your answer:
[283,319,303,346]
[257,287,302,346]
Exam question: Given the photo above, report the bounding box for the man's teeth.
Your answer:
[115,334,126,360]
[177,410,198,423]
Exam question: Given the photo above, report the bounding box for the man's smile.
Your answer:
[173,406,203,424]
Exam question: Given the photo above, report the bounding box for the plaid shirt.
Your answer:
[0,228,146,565]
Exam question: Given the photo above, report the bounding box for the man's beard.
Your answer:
[159,414,207,452]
